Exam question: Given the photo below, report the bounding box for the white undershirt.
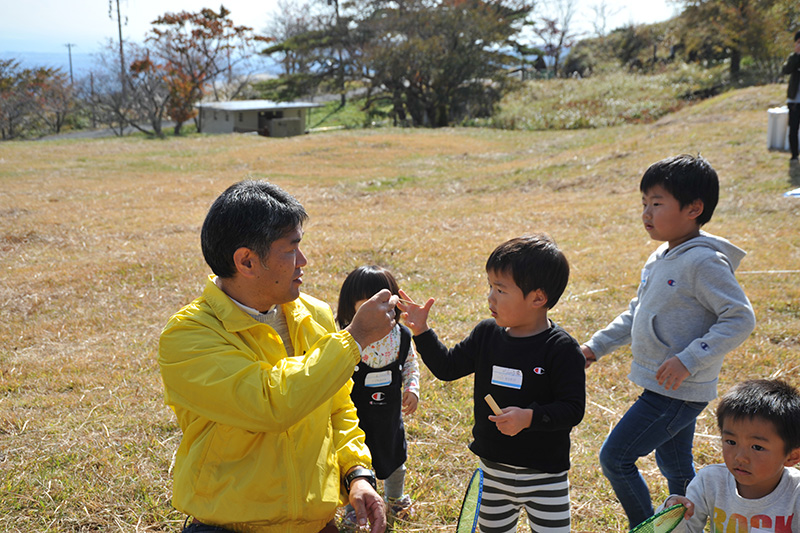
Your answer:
[214,277,293,357]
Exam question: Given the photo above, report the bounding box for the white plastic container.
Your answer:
[767,106,790,151]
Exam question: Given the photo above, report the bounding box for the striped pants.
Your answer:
[478,458,571,533]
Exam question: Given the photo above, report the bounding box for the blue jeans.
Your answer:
[599,389,707,528]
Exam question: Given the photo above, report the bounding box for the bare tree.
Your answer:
[533,0,581,77]
[589,0,622,38]
[82,39,138,136]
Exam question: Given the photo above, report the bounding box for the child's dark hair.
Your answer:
[485,234,569,308]
[337,265,401,328]
[716,379,800,453]
[640,154,719,226]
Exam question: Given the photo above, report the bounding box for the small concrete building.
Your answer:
[196,100,322,137]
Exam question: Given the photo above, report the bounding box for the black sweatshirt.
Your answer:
[413,319,586,472]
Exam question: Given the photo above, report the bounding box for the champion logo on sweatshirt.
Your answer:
[700,342,710,351]
[533,367,545,375]
[667,279,676,286]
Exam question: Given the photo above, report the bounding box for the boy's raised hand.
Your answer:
[656,356,690,391]
[396,289,435,336]
[489,407,533,437]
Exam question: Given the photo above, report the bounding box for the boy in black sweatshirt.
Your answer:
[399,234,585,533]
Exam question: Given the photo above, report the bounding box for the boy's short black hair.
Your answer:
[716,379,800,454]
[201,180,308,278]
[337,265,401,328]
[640,154,719,226]
[485,234,569,308]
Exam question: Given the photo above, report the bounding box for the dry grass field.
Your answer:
[1,83,799,532]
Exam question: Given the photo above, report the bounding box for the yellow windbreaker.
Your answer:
[158,277,371,532]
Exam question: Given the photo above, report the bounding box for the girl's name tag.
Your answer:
[491,366,523,389]
[364,370,393,388]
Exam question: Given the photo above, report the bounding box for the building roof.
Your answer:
[195,100,322,112]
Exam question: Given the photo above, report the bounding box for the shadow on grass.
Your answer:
[789,160,800,187]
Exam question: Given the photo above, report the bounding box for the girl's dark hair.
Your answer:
[717,379,800,454]
[337,265,401,328]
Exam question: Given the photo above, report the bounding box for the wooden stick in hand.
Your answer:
[485,394,502,416]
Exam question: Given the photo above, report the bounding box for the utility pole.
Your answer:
[328,0,345,107]
[64,43,76,85]
[109,0,126,100]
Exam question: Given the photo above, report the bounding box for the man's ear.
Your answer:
[232,247,258,278]
[785,447,800,468]
[686,199,705,221]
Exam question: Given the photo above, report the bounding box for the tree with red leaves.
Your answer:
[145,5,267,135]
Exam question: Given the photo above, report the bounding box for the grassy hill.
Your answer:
[1,83,798,532]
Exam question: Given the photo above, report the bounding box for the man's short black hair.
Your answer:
[485,234,569,308]
[201,180,308,278]
[717,379,800,454]
[640,154,719,226]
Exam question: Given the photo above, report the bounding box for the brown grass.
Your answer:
[1,83,799,532]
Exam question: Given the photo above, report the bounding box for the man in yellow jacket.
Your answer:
[159,180,395,533]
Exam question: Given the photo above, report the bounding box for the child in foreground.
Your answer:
[336,266,420,529]
[659,379,800,532]
[581,154,756,528]
[399,234,586,533]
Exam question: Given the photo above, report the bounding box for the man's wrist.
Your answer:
[344,467,377,493]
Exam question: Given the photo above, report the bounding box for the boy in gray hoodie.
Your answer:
[581,154,756,529]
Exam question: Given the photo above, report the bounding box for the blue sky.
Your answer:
[1,0,678,76]
[1,0,282,54]
[2,0,678,54]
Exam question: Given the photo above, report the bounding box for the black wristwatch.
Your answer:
[344,467,377,493]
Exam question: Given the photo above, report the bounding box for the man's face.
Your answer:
[252,225,307,310]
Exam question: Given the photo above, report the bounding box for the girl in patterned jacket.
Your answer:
[337,266,420,529]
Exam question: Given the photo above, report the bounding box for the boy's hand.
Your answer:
[664,495,694,520]
[402,391,418,416]
[581,345,596,368]
[656,357,690,391]
[396,289,435,336]
[488,406,532,436]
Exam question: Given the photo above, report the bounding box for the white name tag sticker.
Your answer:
[491,366,523,389]
[364,370,393,388]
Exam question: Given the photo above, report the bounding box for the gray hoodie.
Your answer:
[586,232,756,402]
